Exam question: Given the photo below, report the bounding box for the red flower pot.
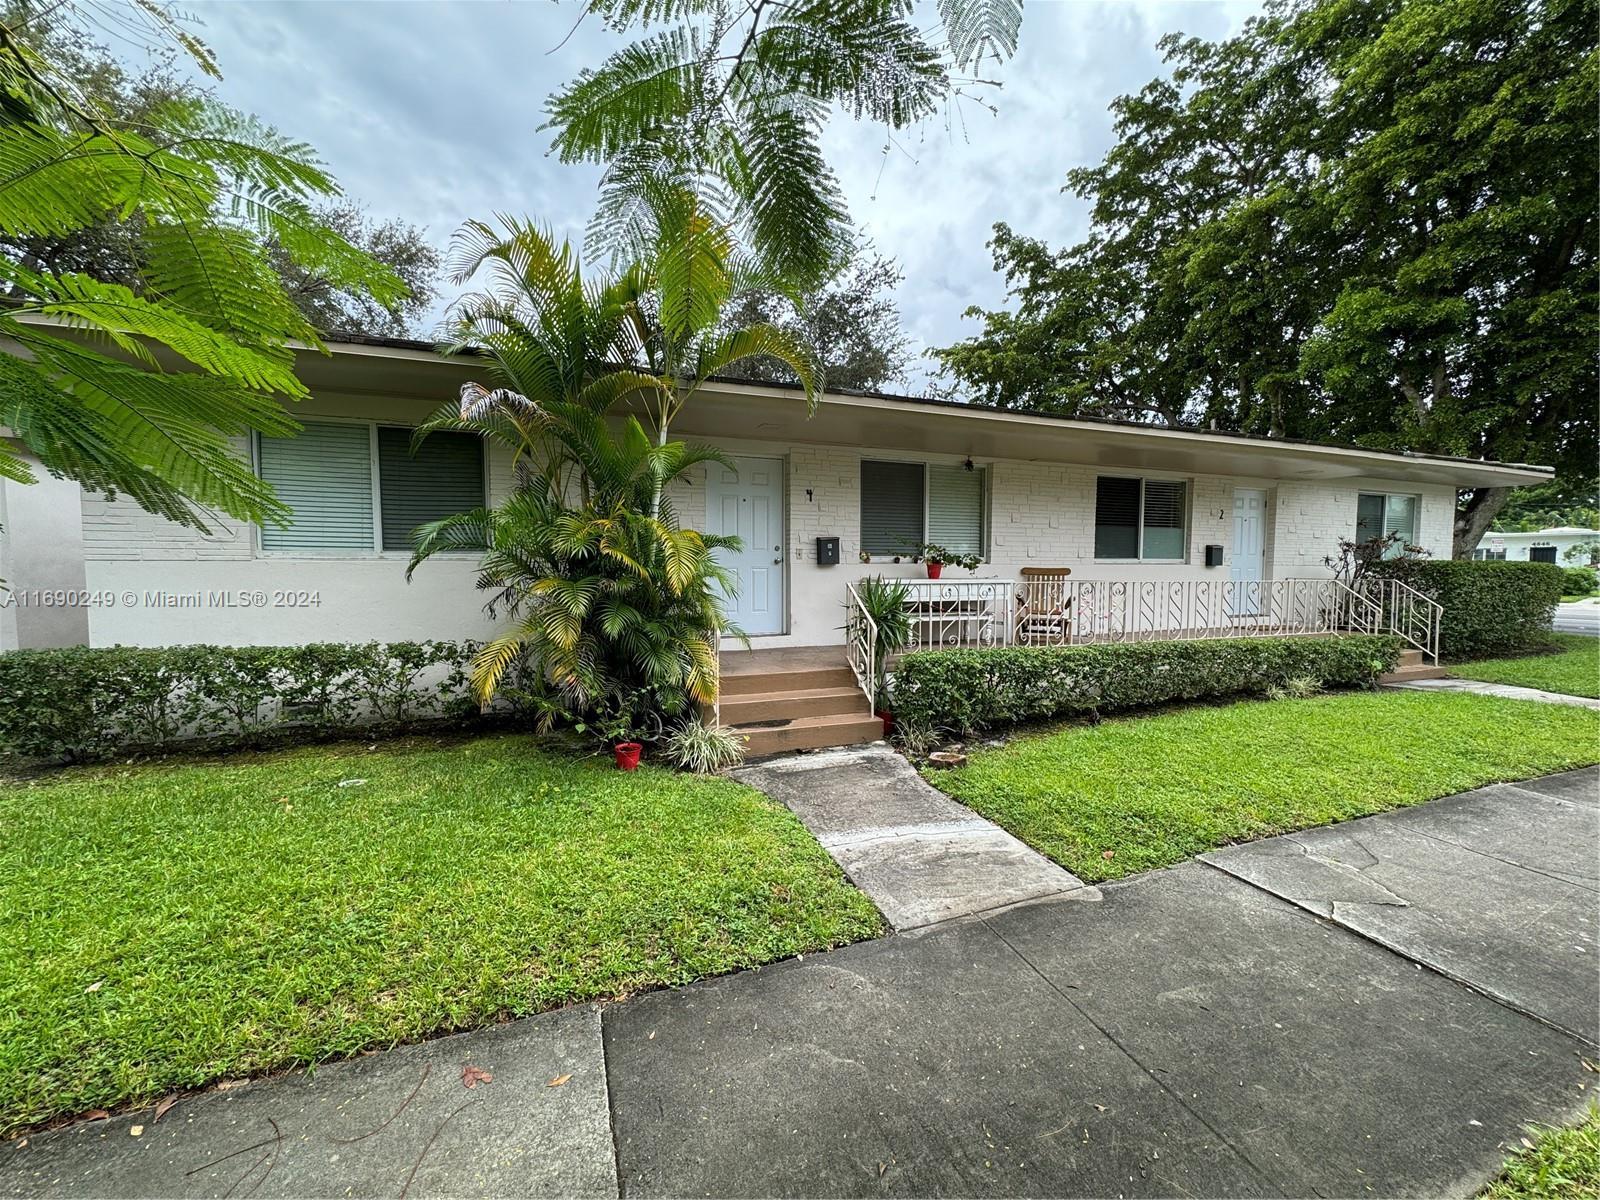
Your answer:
[926,560,943,579]
[613,742,642,771]
[876,710,895,737]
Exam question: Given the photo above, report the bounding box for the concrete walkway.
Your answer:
[1388,676,1600,708]
[4,767,1598,1198]
[732,744,1089,929]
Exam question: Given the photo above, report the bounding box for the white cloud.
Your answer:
[184,0,1264,389]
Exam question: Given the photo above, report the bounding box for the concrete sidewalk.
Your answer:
[4,767,1597,1198]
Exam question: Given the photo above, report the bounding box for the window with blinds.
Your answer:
[927,464,987,556]
[257,422,487,552]
[1094,477,1141,559]
[377,427,485,551]
[1141,479,1187,560]
[1095,476,1187,560]
[258,422,375,551]
[859,460,988,558]
[1357,492,1420,557]
[860,460,926,556]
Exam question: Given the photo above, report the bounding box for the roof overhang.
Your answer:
[289,342,1552,488]
[5,322,1550,490]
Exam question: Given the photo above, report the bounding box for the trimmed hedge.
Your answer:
[1563,565,1598,595]
[1372,559,1563,658]
[0,641,480,764]
[892,635,1402,734]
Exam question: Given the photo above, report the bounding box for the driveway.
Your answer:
[4,768,1597,1198]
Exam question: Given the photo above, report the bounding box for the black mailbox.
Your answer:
[816,536,840,565]
[1205,544,1225,567]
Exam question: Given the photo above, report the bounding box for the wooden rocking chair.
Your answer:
[1015,567,1073,645]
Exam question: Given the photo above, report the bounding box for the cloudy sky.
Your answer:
[177,0,1264,391]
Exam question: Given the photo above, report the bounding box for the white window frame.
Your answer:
[859,457,990,562]
[254,417,488,558]
[1093,474,1191,564]
[1356,491,1422,556]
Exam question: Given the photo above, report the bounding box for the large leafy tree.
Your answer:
[716,240,911,391]
[0,1,407,531]
[935,0,1596,556]
[545,0,1025,285]
[0,3,440,338]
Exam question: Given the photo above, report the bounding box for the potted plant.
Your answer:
[577,708,643,770]
[911,542,983,579]
[853,576,914,729]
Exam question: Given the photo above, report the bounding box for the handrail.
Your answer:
[843,582,878,709]
[1332,580,1384,637]
[1361,576,1443,663]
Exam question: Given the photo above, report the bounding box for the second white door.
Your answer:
[1230,488,1266,614]
[705,456,785,636]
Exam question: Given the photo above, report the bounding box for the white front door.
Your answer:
[706,456,785,636]
[1230,488,1266,615]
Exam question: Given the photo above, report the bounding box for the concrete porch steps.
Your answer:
[718,646,883,758]
[1379,647,1449,684]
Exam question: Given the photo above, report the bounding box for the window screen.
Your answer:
[1357,492,1419,557]
[377,427,486,551]
[258,422,374,551]
[1141,479,1187,560]
[1094,477,1141,559]
[860,460,925,555]
[927,464,986,557]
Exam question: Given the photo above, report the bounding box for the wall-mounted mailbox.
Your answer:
[1204,544,1225,567]
[816,536,840,566]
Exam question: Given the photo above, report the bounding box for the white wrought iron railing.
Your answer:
[1359,576,1443,663]
[902,579,1016,651]
[873,575,1406,652]
[843,582,878,707]
[831,573,1438,683]
[1014,577,1361,647]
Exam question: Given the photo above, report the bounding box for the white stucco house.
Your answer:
[1473,527,1599,565]
[0,335,1553,665]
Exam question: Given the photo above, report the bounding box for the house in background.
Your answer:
[1473,527,1599,565]
[0,336,1553,750]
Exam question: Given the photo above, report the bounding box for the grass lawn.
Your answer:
[1448,634,1600,698]
[928,690,1600,884]
[0,734,881,1134]
[1481,1105,1599,1199]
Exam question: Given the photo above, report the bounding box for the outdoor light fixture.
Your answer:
[963,456,975,471]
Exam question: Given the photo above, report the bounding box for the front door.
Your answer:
[706,456,785,636]
[1230,488,1267,615]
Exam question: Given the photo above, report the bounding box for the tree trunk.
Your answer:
[1453,486,1512,558]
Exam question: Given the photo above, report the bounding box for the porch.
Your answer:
[720,573,1443,756]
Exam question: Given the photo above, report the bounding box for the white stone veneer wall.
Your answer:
[62,398,1461,648]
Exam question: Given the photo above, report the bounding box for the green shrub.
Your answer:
[1562,565,1598,596]
[0,641,480,764]
[892,635,1401,734]
[1373,559,1563,658]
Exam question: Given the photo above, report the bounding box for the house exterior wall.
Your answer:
[1475,529,1599,563]
[73,392,520,647]
[7,394,1461,650]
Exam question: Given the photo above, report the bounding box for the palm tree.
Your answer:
[610,184,820,514]
[408,410,737,719]
[408,215,816,712]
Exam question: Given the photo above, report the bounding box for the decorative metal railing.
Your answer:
[833,573,1439,680]
[1359,576,1443,663]
[1014,577,1360,647]
[901,579,1016,651]
[843,582,878,706]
